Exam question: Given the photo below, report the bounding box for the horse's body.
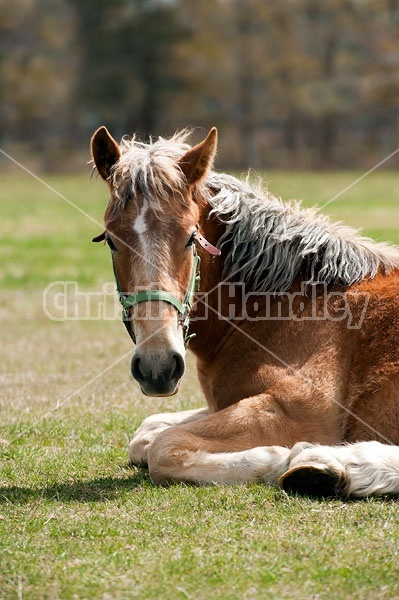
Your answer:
[91,127,399,497]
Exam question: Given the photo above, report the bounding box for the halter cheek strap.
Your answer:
[116,246,200,347]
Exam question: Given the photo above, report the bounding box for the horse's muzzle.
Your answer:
[131,350,185,396]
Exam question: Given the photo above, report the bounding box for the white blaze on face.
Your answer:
[133,198,158,281]
[133,198,149,237]
[131,198,185,356]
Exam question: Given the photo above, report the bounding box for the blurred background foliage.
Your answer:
[0,0,398,170]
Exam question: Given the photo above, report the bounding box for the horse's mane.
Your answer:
[110,131,399,292]
[109,131,191,218]
[207,172,399,291]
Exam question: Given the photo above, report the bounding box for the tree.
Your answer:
[71,0,192,140]
[0,0,78,167]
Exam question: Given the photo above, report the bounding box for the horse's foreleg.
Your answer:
[149,435,290,486]
[145,394,329,485]
[129,407,208,467]
[280,441,399,498]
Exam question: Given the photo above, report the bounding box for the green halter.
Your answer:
[112,243,201,347]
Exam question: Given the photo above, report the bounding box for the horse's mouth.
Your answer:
[139,380,181,398]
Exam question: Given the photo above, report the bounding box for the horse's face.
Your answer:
[103,187,200,398]
[91,126,217,397]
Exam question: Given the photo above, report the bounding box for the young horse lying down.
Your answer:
[91,126,399,498]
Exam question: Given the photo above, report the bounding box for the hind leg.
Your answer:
[279,442,347,497]
[280,441,399,498]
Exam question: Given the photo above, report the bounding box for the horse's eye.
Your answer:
[106,237,117,252]
[185,232,196,248]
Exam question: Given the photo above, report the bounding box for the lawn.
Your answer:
[0,167,398,599]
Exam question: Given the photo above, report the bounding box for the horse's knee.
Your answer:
[147,428,196,485]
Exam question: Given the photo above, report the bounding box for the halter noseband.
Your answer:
[110,230,220,347]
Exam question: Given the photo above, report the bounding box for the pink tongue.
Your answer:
[196,232,221,256]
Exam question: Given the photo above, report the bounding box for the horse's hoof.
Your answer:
[279,463,344,498]
[129,439,149,468]
[129,458,148,469]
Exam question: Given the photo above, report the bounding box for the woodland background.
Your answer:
[0,0,398,170]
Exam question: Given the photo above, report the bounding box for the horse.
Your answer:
[91,126,399,497]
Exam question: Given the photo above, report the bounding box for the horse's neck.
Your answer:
[187,210,229,359]
[189,207,265,363]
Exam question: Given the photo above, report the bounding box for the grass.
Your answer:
[0,168,398,599]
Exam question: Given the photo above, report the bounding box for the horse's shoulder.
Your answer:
[353,268,399,297]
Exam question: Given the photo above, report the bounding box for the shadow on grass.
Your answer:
[0,468,152,504]
[1,468,397,505]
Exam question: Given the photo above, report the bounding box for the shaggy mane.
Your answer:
[108,130,399,291]
[206,172,399,291]
[108,130,191,219]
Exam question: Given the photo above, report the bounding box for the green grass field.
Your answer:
[1,169,398,599]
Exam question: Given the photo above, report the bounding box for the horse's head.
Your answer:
[91,126,218,396]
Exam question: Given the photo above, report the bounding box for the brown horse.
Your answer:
[91,126,399,497]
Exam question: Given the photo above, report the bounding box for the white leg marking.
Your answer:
[343,442,399,497]
[181,446,291,485]
[150,444,291,486]
[129,408,208,466]
[133,198,149,236]
[286,441,399,497]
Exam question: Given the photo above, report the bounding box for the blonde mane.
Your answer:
[108,130,192,219]
[206,171,399,291]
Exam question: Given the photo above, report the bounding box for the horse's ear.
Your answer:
[92,231,106,243]
[179,127,218,185]
[90,126,121,181]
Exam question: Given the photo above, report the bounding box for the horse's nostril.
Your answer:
[131,356,145,383]
[131,351,185,394]
[171,353,185,381]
